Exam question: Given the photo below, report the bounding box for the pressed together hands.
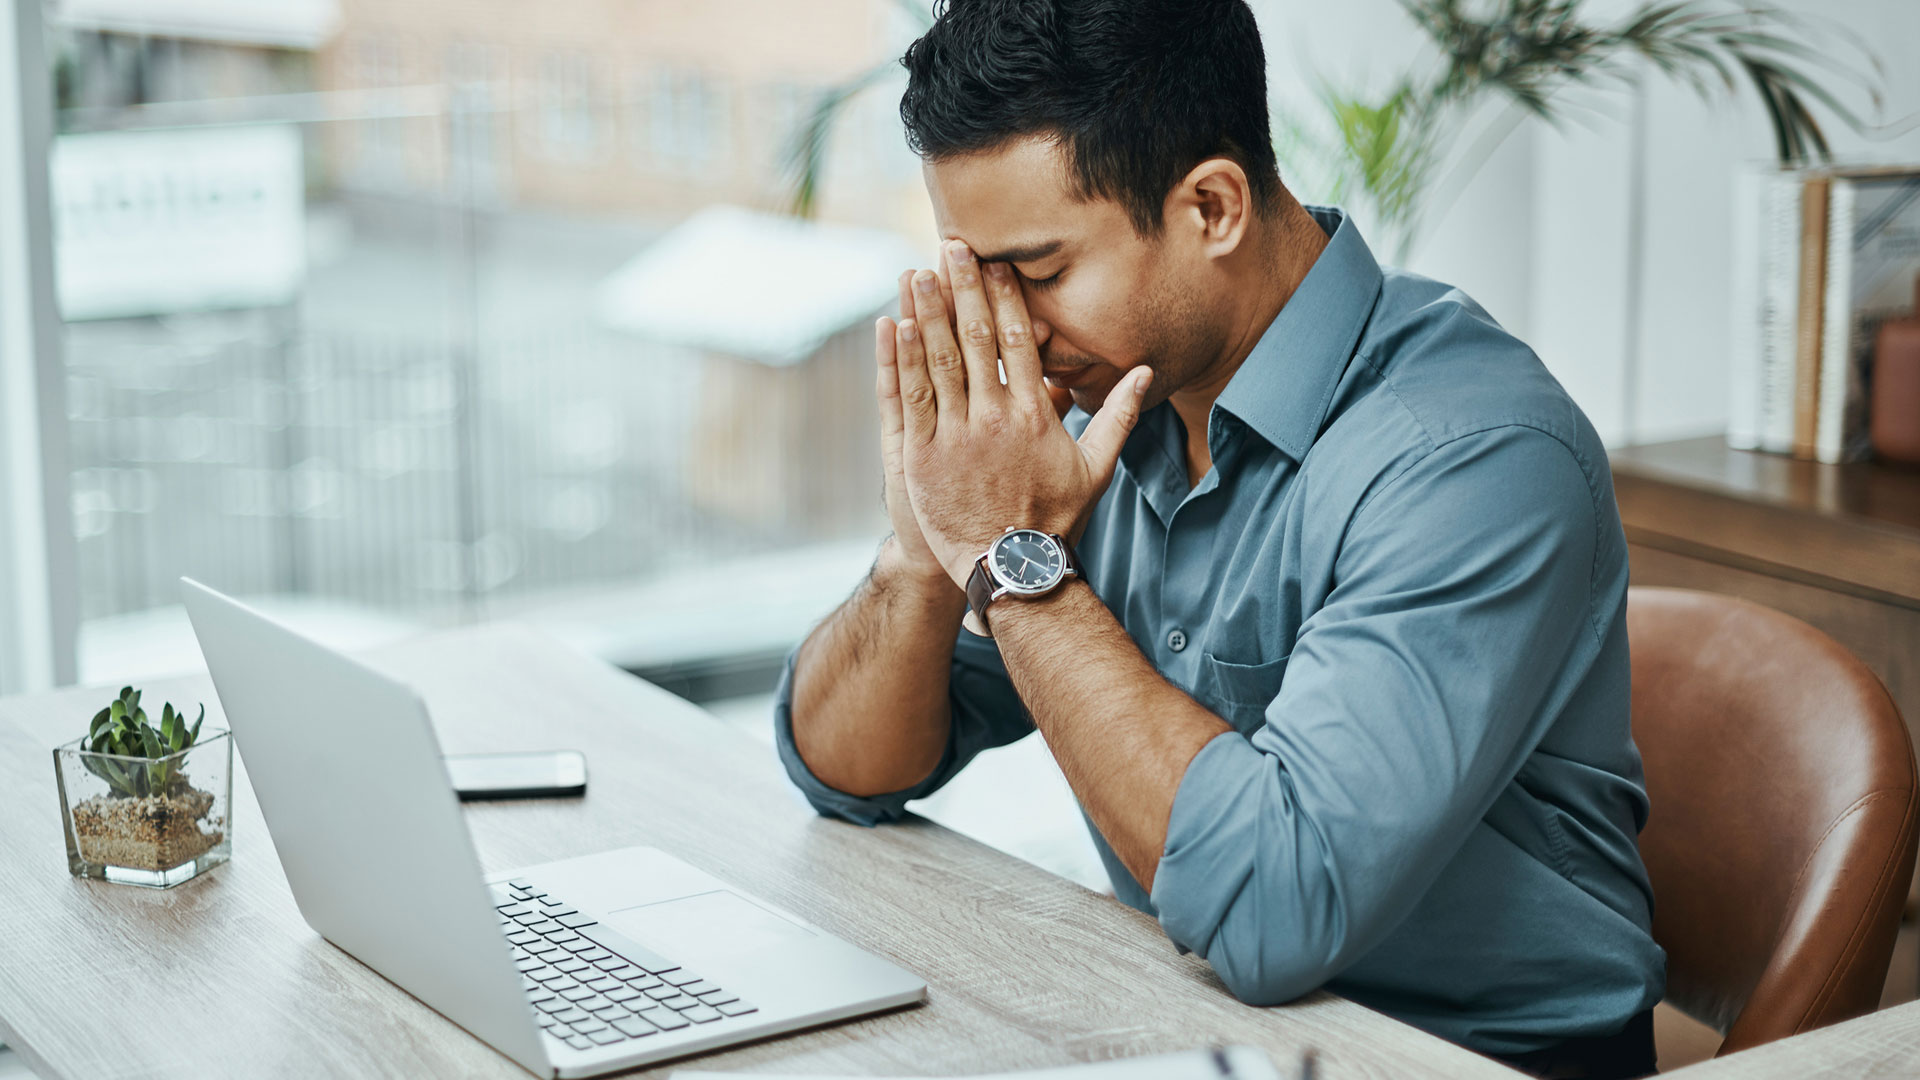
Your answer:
[800,239,1222,883]
[873,239,1154,609]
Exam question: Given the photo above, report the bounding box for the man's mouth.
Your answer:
[1042,365,1096,388]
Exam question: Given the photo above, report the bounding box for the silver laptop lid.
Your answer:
[180,578,548,1076]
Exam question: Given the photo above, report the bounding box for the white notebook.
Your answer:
[672,1045,1286,1080]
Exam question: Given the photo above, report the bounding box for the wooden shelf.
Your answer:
[1611,437,1920,610]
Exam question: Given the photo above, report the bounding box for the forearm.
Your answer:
[989,581,1228,891]
[790,538,971,797]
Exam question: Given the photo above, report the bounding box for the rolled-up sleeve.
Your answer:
[774,622,1037,826]
[1150,425,1603,1003]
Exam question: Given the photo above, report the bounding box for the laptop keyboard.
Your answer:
[492,879,758,1052]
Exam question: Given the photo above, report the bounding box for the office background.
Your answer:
[4,1,1920,1073]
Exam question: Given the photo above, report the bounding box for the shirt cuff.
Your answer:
[1150,730,1267,956]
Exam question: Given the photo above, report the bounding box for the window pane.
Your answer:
[46,2,932,689]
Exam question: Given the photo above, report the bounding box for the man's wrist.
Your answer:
[978,576,1096,636]
[873,536,969,613]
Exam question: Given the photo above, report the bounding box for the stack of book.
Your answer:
[1726,163,1920,462]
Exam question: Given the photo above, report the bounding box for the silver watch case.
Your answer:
[982,527,1069,597]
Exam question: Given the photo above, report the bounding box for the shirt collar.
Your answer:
[1213,205,1384,461]
[1113,401,1191,525]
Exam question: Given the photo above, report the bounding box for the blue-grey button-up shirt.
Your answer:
[773,207,1665,1055]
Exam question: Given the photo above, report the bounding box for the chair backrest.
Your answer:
[1628,587,1918,1055]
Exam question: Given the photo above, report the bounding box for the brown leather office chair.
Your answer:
[1628,587,1919,1056]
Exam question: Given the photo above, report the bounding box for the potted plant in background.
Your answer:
[1271,0,1886,259]
[53,687,232,888]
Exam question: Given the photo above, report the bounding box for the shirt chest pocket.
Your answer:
[1198,652,1291,734]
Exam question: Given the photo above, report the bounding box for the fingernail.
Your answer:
[1134,368,1153,397]
[947,240,973,264]
[987,262,1010,281]
[900,319,918,341]
[914,270,937,293]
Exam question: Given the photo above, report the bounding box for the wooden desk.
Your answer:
[1666,999,1920,1079]
[0,625,1513,1080]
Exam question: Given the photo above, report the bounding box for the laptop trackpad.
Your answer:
[606,890,814,969]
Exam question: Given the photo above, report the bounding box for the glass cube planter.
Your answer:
[53,729,232,888]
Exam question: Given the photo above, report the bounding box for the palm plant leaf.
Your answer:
[1338,0,1887,249]
[1322,85,1434,232]
[781,0,934,219]
[783,61,897,219]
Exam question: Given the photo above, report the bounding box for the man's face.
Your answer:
[923,136,1222,414]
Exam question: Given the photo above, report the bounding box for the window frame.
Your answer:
[0,0,79,692]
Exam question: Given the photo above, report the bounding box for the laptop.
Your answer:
[180,578,927,1078]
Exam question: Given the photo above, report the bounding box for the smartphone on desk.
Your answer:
[444,750,587,801]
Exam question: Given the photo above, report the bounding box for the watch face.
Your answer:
[990,529,1066,593]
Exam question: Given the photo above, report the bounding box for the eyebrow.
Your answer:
[968,239,1064,264]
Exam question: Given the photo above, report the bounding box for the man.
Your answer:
[774,1,1665,1076]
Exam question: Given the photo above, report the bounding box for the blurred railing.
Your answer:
[64,313,884,624]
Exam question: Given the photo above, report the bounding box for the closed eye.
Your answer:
[1021,268,1064,291]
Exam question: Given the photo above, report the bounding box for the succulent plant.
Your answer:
[82,686,206,799]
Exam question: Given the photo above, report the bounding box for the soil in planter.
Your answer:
[71,784,223,871]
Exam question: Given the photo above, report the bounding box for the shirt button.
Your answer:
[1166,628,1188,653]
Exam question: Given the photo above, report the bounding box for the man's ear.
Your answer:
[1166,157,1254,259]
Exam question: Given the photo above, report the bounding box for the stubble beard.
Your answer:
[1063,280,1215,415]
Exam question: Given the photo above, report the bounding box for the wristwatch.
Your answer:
[964,527,1083,637]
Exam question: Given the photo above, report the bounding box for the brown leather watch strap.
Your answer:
[965,556,998,635]
[1060,533,1084,580]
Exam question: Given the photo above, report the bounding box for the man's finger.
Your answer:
[912,261,955,345]
[910,268,968,424]
[895,317,938,442]
[910,262,956,341]
[1077,366,1153,484]
[875,316,904,447]
[944,241,1007,409]
[935,255,956,319]
[984,261,1045,408]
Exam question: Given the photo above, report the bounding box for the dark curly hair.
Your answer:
[899,0,1283,235]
